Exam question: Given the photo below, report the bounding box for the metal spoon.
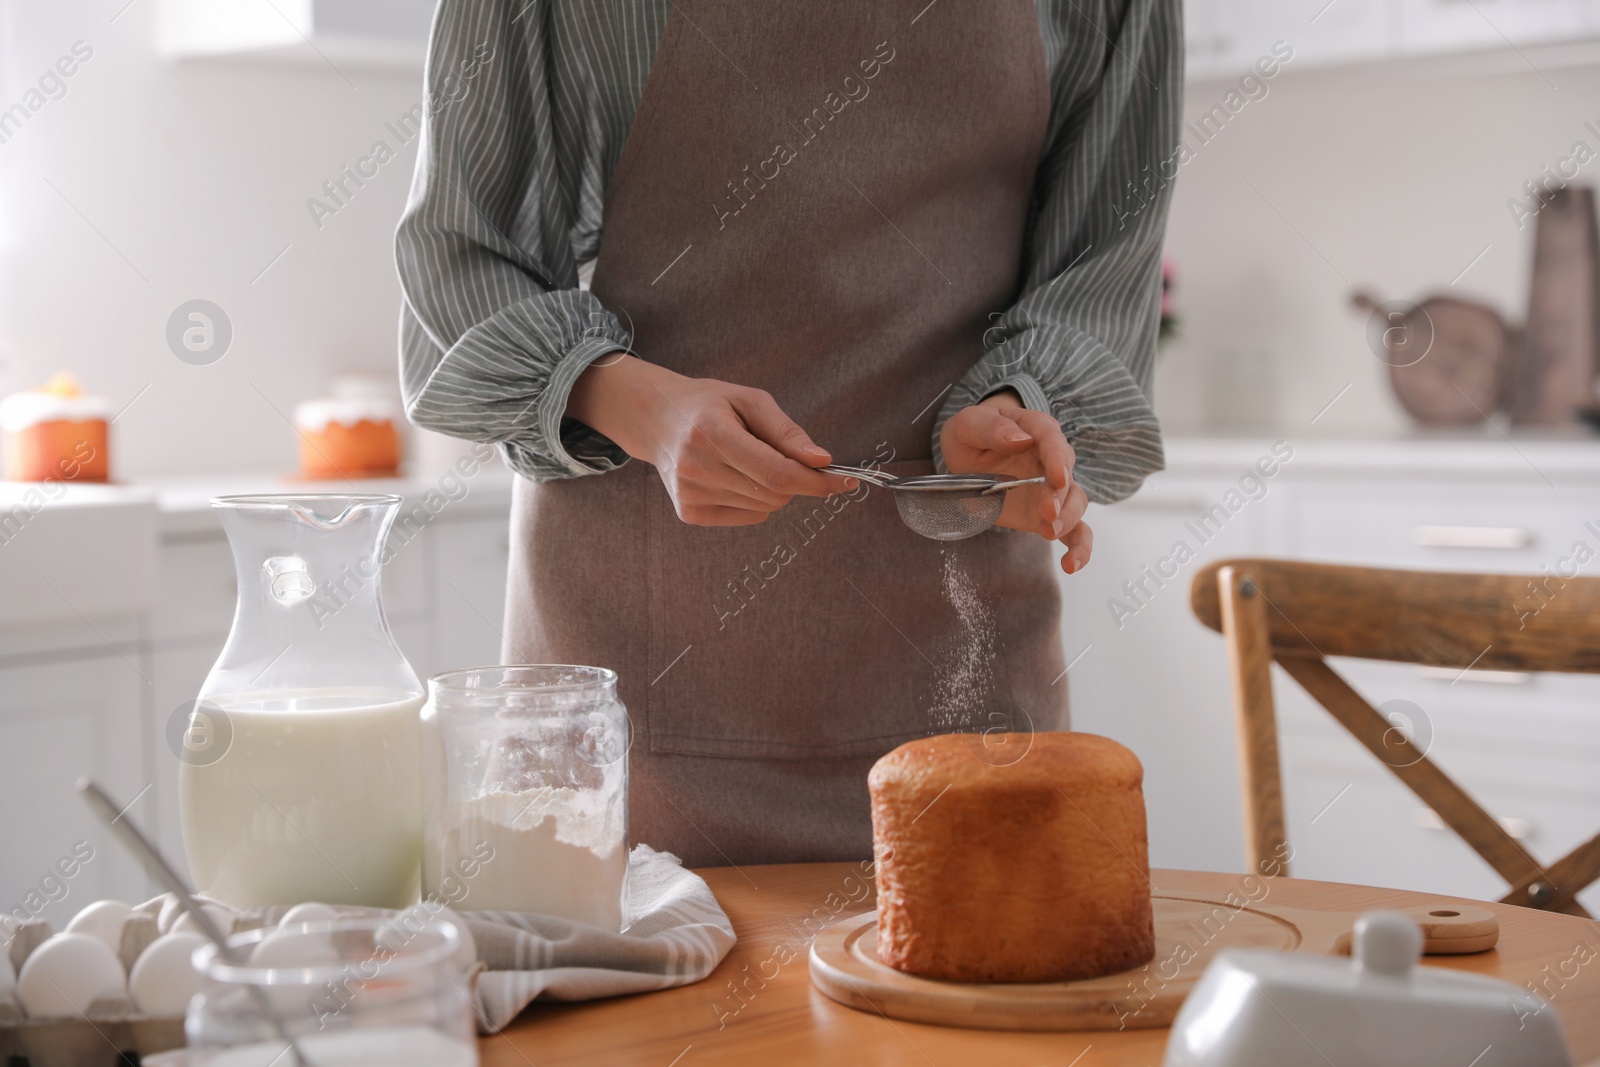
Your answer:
[820,464,1046,541]
[78,778,313,1067]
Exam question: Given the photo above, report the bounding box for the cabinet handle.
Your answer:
[1416,807,1533,842]
[1415,665,1532,685]
[1411,525,1531,549]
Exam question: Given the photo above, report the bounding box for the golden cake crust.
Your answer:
[870,731,1155,983]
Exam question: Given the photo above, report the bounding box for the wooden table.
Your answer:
[482,864,1600,1066]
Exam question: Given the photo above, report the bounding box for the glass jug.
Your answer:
[179,495,424,909]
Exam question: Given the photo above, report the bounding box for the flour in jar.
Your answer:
[425,782,628,931]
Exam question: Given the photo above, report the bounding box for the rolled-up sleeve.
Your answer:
[932,0,1182,504]
[396,0,633,479]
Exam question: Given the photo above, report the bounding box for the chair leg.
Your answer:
[1502,831,1600,917]
[1219,566,1290,878]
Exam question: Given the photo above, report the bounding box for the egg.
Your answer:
[65,900,133,955]
[248,928,341,969]
[0,951,14,997]
[246,928,344,1014]
[16,933,126,1017]
[128,933,206,1016]
[170,904,233,940]
[277,902,338,930]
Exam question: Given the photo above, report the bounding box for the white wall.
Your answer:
[0,0,424,478]
[1155,52,1600,437]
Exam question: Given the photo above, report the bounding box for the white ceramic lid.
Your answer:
[1164,911,1573,1067]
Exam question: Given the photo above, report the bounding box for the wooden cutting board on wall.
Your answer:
[1512,185,1600,424]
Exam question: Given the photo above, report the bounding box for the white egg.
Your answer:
[65,900,134,956]
[128,933,206,1016]
[170,904,232,940]
[244,928,345,1015]
[248,928,342,969]
[277,902,338,930]
[16,933,126,1017]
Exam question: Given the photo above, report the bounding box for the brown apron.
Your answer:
[506,0,1065,866]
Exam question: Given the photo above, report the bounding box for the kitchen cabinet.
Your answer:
[1059,438,1600,910]
[0,650,153,932]
[1185,0,1600,79]
[1398,0,1600,54]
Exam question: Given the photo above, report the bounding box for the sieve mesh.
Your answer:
[892,490,1005,541]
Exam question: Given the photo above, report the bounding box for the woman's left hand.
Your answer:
[939,390,1093,574]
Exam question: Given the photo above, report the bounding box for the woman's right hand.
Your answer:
[566,353,855,526]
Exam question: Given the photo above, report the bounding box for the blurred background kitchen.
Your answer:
[2,0,1598,926]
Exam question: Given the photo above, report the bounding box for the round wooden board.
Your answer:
[810,895,1298,1031]
[808,895,1499,1032]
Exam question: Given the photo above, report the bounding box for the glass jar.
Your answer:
[421,666,630,931]
[186,918,476,1067]
[180,495,424,908]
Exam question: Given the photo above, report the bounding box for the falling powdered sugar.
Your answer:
[927,546,1000,730]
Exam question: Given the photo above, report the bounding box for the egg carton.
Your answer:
[0,914,259,1067]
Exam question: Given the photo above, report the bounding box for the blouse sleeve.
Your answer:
[395,0,633,480]
[931,0,1182,504]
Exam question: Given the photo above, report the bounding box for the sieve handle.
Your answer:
[980,475,1047,495]
[819,464,896,486]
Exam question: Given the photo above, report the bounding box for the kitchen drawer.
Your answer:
[1289,483,1598,573]
[1274,657,1600,750]
[1284,726,1600,806]
[1285,756,1600,914]
[0,491,158,632]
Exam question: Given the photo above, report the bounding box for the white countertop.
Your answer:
[1144,433,1600,485]
[3,466,518,536]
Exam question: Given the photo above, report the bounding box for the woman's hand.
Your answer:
[567,354,853,526]
[939,390,1092,574]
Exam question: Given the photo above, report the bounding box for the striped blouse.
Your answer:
[396,0,1181,503]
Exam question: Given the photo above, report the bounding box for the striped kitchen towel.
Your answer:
[137,845,737,1034]
[462,844,737,1031]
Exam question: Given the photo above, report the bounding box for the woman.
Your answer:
[398,0,1179,866]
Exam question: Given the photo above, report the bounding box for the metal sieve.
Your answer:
[820,464,1045,541]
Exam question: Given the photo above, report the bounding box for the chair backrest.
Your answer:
[1191,557,1600,917]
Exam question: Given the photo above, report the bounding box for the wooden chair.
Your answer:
[1191,557,1600,917]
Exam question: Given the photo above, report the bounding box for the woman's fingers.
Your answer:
[1060,517,1093,574]
[1011,408,1074,490]
[676,502,775,527]
[731,388,826,462]
[728,389,855,496]
[949,403,1034,458]
[675,449,791,509]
